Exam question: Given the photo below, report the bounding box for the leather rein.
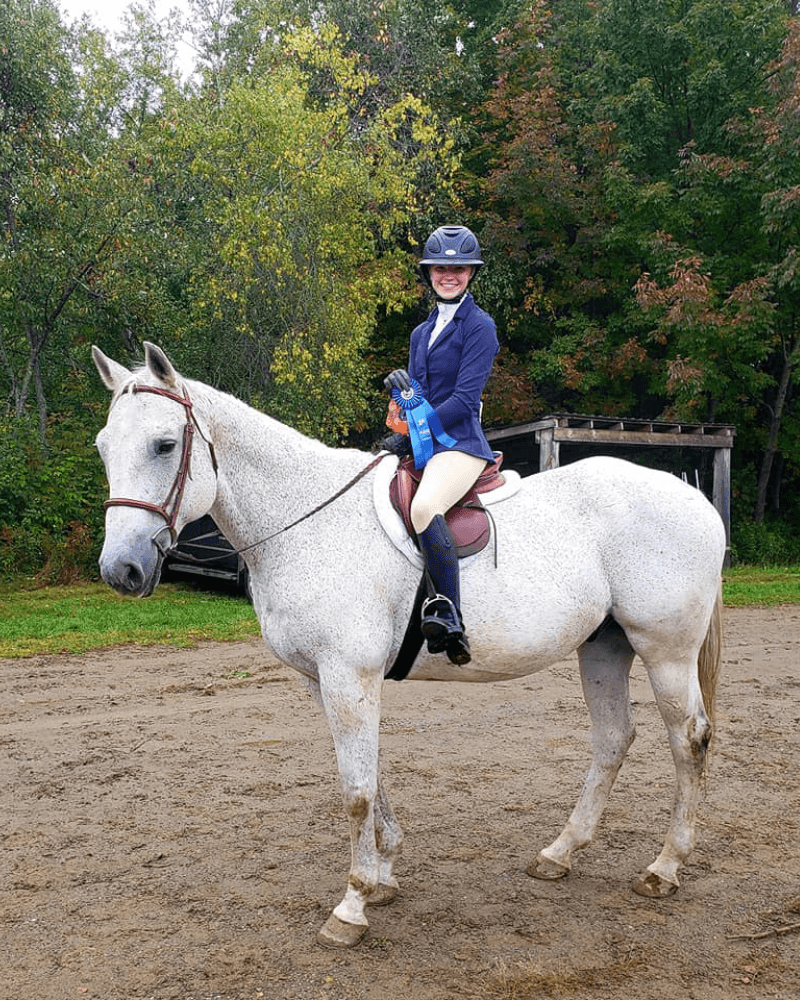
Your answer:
[104,380,387,563]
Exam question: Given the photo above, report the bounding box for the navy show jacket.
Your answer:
[407,292,499,463]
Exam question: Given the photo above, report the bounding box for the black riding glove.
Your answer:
[380,432,412,457]
[383,368,412,393]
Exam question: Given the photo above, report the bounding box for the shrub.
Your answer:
[730,517,800,567]
[0,413,106,582]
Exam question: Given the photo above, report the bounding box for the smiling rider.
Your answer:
[382,224,500,666]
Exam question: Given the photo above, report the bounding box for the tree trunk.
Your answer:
[755,338,798,522]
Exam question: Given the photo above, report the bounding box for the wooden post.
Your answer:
[537,425,559,471]
[713,446,732,566]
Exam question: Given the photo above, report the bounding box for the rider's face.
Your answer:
[429,264,474,301]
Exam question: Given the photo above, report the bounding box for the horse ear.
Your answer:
[144,342,180,388]
[92,345,131,391]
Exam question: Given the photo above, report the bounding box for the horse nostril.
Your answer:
[122,562,146,594]
[101,560,146,595]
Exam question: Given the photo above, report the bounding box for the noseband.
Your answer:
[104,383,217,555]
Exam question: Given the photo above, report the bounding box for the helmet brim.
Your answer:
[419,258,484,267]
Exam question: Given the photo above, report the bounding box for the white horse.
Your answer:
[92,342,725,949]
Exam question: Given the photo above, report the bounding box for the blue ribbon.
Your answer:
[393,378,457,469]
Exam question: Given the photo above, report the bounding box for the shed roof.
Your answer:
[487,413,735,449]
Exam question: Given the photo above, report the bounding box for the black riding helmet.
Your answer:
[419,224,484,291]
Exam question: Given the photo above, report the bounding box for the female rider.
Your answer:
[382,225,499,666]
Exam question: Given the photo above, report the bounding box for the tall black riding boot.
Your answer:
[417,514,471,665]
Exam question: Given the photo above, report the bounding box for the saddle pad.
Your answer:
[389,452,505,558]
[373,455,522,570]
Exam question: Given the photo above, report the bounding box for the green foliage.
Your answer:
[2,1,463,575]
[580,0,787,175]
[730,518,800,567]
[0,0,185,446]
[0,412,106,581]
[293,0,475,108]
[475,0,790,379]
[473,0,800,537]
[145,23,460,439]
[0,0,77,135]
[3,0,800,574]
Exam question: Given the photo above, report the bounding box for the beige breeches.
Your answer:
[410,450,488,534]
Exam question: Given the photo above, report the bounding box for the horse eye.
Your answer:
[155,439,177,456]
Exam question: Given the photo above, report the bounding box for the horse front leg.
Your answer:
[314,663,392,949]
[370,765,403,906]
[529,620,636,880]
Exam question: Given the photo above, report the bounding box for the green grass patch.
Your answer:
[0,581,260,657]
[722,565,800,607]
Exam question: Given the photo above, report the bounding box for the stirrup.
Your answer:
[421,594,461,640]
[421,595,471,665]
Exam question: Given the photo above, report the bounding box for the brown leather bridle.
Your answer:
[104,382,217,555]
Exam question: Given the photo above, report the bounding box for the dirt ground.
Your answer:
[2,605,800,1000]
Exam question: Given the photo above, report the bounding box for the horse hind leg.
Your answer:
[633,623,718,898]
[528,618,636,881]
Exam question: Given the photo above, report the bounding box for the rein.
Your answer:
[104,378,388,563]
[188,453,389,565]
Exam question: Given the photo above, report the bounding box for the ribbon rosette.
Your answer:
[392,378,457,469]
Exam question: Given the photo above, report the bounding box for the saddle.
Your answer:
[388,452,506,558]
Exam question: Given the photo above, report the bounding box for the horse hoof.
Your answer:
[316,914,368,949]
[368,882,399,907]
[526,853,570,881]
[632,871,679,898]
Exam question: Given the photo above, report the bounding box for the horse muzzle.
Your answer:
[99,533,165,597]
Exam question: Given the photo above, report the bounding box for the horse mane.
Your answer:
[114,363,333,458]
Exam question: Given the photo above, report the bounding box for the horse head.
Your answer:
[92,342,218,597]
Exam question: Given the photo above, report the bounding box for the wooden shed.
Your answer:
[486,413,736,560]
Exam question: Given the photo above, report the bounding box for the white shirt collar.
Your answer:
[428,295,466,347]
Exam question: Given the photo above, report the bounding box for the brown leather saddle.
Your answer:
[389,452,506,558]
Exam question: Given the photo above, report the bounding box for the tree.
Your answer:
[0,0,191,440]
[0,0,198,575]
[131,23,461,439]
[472,0,791,426]
[635,19,800,522]
[473,2,642,417]
[0,0,138,439]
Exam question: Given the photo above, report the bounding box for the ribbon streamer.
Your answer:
[393,378,457,469]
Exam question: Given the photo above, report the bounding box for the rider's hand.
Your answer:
[379,433,412,457]
[383,369,412,393]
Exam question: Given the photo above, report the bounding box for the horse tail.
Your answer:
[698,587,722,727]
